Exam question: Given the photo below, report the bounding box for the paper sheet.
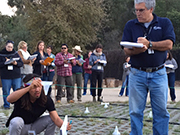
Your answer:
[60,115,68,135]
[79,58,86,63]
[165,64,174,69]
[99,60,107,64]
[67,57,76,61]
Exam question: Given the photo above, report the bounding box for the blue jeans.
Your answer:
[1,78,21,108]
[41,71,55,95]
[119,75,129,96]
[167,72,176,101]
[83,73,92,94]
[129,67,169,135]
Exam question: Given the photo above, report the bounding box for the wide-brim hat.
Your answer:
[72,45,83,52]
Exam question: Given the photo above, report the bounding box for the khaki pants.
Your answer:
[72,73,82,100]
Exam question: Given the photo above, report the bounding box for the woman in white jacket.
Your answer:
[18,41,36,85]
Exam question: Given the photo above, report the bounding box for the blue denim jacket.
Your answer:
[89,52,107,72]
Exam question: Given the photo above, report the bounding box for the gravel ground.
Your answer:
[1,101,180,135]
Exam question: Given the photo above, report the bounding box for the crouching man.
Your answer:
[6,74,71,135]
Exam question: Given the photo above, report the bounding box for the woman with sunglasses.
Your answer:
[0,40,23,109]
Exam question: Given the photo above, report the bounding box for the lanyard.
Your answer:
[62,53,68,60]
[144,26,152,40]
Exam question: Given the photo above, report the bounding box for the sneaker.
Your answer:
[98,96,103,102]
[4,107,10,110]
[56,100,61,103]
[62,93,65,97]
[118,94,122,97]
[67,100,74,103]
[93,96,96,102]
[172,100,176,103]
[82,93,86,95]
[78,99,82,102]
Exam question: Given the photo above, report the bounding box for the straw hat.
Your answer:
[72,45,83,52]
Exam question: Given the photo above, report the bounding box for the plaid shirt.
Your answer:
[55,52,76,76]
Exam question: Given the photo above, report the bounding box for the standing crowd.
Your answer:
[0,40,107,108]
[0,40,106,135]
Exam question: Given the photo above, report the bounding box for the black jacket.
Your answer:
[32,51,48,76]
[0,48,23,79]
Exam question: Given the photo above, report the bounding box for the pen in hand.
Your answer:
[66,120,72,132]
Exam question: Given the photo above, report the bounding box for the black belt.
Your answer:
[132,65,164,72]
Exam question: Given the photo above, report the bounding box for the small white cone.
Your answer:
[104,103,108,108]
[112,126,121,135]
[84,107,90,114]
[101,102,109,108]
[148,111,153,118]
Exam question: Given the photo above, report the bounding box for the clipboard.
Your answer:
[41,57,54,66]
[5,57,20,65]
[120,41,144,48]
[28,54,38,60]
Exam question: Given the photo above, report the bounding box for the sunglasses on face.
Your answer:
[61,47,67,49]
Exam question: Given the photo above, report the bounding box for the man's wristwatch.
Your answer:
[148,41,153,48]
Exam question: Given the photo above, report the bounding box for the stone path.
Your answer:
[1,101,180,135]
[1,86,180,135]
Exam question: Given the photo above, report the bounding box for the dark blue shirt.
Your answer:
[72,55,83,73]
[122,13,175,68]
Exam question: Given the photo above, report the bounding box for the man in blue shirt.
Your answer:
[121,0,175,134]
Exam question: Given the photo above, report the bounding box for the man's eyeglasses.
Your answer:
[61,47,67,49]
[133,9,146,14]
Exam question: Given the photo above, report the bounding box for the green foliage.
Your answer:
[155,0,180,47]
[0,15,30,50]
[99,0,135,50]
[0,129,9,135]
[2,0,180,51]
[167,9,180,47]
[0,15,11,49]
[24,0,105,53]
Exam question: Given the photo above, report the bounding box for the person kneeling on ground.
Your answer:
[5,73,71,135]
